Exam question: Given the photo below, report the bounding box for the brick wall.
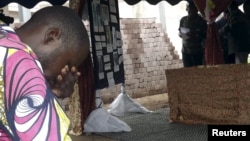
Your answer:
[99,18,183,103]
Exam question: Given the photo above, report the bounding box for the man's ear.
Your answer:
[44,28,61,44]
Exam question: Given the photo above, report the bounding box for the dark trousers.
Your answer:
[182,52,204,67]
[224,54,235,64]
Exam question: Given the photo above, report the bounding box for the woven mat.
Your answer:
[94,108,208,141]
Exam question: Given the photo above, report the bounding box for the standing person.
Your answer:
[178,2,207,67]
[216,10,235,64]
[0,5,90,141]
[220,1,250,64]
[243,0,250,63]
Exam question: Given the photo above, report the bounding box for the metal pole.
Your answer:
[158,2,167,32]
[18,5,31,23]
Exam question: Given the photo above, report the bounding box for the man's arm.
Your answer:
[50,65,81,98]
[4,48,71,141]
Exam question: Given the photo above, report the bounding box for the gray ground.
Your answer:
[70,93,168,141]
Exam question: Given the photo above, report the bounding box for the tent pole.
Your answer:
[69,0,85,17]
[18,5,31,23]
[158,2,167,33]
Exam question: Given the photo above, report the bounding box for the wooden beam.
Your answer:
[69,0,86,17]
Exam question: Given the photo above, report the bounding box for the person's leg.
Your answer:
[235,52,249,64]
[182,52,192,67]
[228,54,235,64]
[191,52,204,67]
[224,52,230,64]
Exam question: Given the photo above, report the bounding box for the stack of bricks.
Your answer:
[99,18,183,102]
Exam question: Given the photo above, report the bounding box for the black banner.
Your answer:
[88,0,125,89]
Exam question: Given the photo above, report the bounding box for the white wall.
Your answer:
[119,0,188,58]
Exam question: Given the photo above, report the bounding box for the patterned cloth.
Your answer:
[68,83,83,136]
[0,25,71,141]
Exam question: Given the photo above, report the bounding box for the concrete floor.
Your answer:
[69,93,168,141]
[70,134,118,141]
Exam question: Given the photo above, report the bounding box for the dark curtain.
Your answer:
[193,0,232,65]
[124,0,183,5]
[69,0,96,132]
[124,0,244,6]
[77,54,96,131]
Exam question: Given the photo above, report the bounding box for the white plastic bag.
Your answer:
[108,85,152,116]
[84,108,132,133]
[108,92,152,116]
